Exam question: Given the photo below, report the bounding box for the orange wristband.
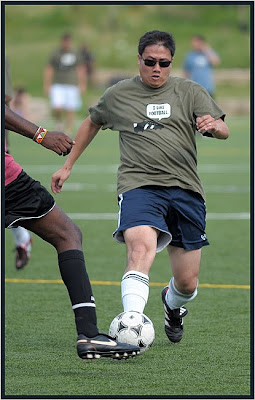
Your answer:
[33,127,47,144]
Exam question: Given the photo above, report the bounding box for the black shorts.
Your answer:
[5,170,56,228]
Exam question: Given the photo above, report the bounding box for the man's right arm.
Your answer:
[51,116,101,194]
[5,104,38,136]
[5,104,74,156]
[43,64,54,95]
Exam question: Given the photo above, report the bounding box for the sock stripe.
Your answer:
[122,273,149,287]
[72,302,96,310]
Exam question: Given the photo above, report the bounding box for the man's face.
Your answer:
[138,44,173,88]
[191,37,204,52]
[61,37,72,50]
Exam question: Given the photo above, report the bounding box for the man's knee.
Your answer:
[124,227,157,272]
[46,218,82,251]
[129,241,154,262]
[64,220,82,244]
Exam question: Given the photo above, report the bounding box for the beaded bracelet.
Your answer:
[33,126,48,144]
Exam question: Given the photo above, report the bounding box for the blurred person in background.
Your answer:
[5,105,140,360]
[183,34,220,97]
[79,43,95,86]
[5,55,33,269]
[51,30,229,345]
[43,33,86,135]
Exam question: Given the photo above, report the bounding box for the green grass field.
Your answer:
[4,116,251,397]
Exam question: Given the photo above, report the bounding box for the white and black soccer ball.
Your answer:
[109,311,155,352]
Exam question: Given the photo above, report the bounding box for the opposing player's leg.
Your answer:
[20,205,140,359]
[11,226,32,269]
[162,246,200,343]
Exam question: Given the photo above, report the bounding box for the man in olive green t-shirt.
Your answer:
[43,33,86,135]
[51,30,229,345]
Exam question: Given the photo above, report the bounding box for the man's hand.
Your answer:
[5,105,76,151]
[51,167,71,194]
[41,132,75,156]
[196,115,229,139]
[196,115,216,134]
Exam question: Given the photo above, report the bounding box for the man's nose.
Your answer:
[153,62,161,71]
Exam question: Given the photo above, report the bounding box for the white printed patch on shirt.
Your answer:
[60,53,77,66]
[146,103,171,121]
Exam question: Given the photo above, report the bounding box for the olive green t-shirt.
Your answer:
[49,49,82,85]
[89,76,225,199]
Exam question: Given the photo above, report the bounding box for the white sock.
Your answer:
[166,277,198,310]
[121,270,149,313]
[11,227,31,247]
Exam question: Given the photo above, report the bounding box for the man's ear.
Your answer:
[137,54,142,65]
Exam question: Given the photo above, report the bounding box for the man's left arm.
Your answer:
[196,115,229,139]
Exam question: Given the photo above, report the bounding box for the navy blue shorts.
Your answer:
[113,186,209,252]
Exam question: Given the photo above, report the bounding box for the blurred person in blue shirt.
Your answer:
[183,35,220,97]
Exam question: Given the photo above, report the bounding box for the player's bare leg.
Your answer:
[11,226,32,269]
[121,226,158,313]
[168,246,201,294]
[161,246,201,343]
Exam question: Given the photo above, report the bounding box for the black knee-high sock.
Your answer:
[58,249,99,337]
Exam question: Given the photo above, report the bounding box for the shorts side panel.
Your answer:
[113,187,172,252]
[5,170,56,228]
[166,187,209,249]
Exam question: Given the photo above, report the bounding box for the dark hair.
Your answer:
[15,87,26,94]
[138,30,176,57]
[61,33,71,40]
[192,34,206,42]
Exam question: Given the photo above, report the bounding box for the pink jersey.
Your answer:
[5,143,22,186]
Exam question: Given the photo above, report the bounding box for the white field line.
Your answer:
[61,182,249,193]
[67,212,250,221]
[22,163,250,194]
[63,182,116,192]
[23,164,119,174]
[22,164,250,174]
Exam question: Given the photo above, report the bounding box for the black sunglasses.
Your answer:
[141,57,172,68]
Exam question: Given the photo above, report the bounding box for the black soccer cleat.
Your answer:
[161,286,188,343]
[77,333,140,360]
